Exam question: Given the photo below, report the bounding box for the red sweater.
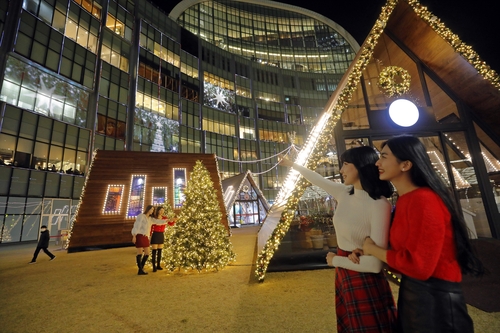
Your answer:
[151,216,168,233]
[386,187,462,282]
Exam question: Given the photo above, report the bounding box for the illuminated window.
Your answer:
[102,185,125,214]
[106,14,124,38]
[152,187,167,205]
[173,169,186,209]
[126,175,147,218]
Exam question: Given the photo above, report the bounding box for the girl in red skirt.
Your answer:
[280,146,396,332]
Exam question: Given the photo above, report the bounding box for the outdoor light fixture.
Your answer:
[388,98,419,127]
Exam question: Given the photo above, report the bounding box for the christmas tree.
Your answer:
[163,160,236,272]
[162,202,176,221]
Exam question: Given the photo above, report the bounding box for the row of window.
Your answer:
[0,166,84,199]
[135,91,179,120]
[1,56,89,126]
[138,62,180,93]
[140,25,180,68]
[0,106,89,176]
[0,198,76,243]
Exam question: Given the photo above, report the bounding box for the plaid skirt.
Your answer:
[335,248,397,333]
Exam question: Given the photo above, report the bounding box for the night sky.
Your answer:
[153,0,500,73]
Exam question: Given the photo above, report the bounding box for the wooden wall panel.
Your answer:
[68,151,228,252]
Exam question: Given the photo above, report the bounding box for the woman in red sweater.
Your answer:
[150,206,167,272]
[362,135,483,332]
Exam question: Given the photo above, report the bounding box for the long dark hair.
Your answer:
[340,146,393,200]
[154,206,164,218]
[383,135,484,276]
[143,205,154,216]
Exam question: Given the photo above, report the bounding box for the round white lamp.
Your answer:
[388,99,419,127]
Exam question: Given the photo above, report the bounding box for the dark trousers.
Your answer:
[31,247,54,262]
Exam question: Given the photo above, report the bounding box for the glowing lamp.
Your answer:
[388,99,419,127]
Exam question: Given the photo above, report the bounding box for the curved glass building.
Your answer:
[170,0,358,73]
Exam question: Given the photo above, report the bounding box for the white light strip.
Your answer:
[274,112,332,206]
[125,175,147,218]
[151,187,168,205]
[102,184,125,214]
[428,151,469,189]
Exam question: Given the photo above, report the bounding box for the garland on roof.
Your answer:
[407,0,500,89]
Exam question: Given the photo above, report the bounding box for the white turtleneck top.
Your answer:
[292,162,391,273]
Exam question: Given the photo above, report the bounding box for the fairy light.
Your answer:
[481,152,500,172]
[173,168,187,210]
[428,151,470,189]
[102,185,125,214]
[407,0,500,90]
[163,160,236,272]
[385,269,401,283]
[274,111,332,206]
[378,66,411,97]
[151,187,168,205]
[213,154,232,235]
[65,149,99,249]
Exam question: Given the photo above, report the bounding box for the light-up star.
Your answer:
[23,75,67,114]
[211,87,228,108]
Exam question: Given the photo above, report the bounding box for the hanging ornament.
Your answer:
[378,66,411,97]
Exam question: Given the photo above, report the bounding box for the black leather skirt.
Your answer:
[397,275,473,333]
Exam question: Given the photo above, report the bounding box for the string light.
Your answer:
[66,149,99,249]
[162,160,236,272]
[125,175,147,219]
[151,186,168,205]
[102,185,125,214]
[428,151,470,189]
[378,66,411,97]
[408,0,500,89]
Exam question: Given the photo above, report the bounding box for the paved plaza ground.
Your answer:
[1,226,499,333]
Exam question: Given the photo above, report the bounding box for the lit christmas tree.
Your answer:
[162,160,236,272]
[162,202,176,221]
[150,120,166,152]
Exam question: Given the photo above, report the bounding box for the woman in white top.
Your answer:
[280,146,396,333]
[131,205,167,275]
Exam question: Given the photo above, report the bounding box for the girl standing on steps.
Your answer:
[280,146,396,333]
[362,135,484,333]
[131,205,167,275]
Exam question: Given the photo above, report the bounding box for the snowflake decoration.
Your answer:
[210,86,229,108]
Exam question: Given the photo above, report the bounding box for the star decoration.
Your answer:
[211,87,228,107]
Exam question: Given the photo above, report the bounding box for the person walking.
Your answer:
[362,135,484,333]
[29,225,55,264]
[131,205,167,275]
[280,146,396,333]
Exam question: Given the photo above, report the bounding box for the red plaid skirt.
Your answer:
[335,248,397,333]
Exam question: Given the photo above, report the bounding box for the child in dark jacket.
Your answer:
[29,225,55,264]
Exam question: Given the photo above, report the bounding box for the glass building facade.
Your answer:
[0,0,359,243]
